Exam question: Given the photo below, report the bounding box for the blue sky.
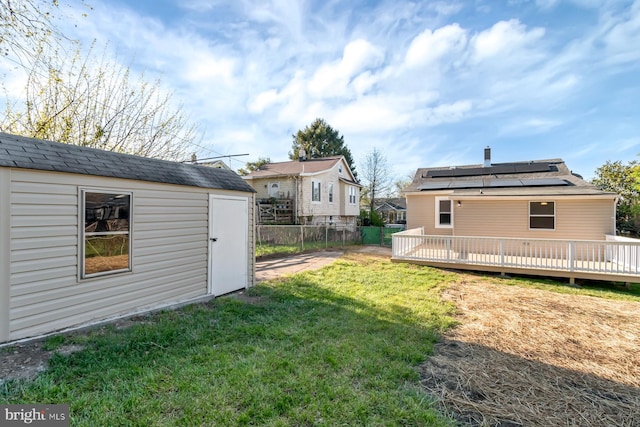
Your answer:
[39,1,640,179]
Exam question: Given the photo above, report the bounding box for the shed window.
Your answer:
[82,190,132,278]
[529,201,555,230]
[436,197,453,228]
[312,181,321,202]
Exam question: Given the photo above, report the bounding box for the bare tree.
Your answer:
[2,42,199,160]
[360,147,393,215]
[0,0,90,68]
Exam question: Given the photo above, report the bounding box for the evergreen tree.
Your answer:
[289,118,357,179]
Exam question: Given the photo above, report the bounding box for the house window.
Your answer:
[529,201,555,230]
[435,197,453,228]
[82,190,132,278]
[312,181,321,202]
[338,164,343,174]
[328,182,334,203]
[349,186,357,204]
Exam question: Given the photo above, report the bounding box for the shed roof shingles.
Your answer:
[0,132,255,193]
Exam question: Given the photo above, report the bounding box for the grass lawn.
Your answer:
[0,254,459,426]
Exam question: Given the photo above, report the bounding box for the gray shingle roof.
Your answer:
[405,158,616,197]
[0,132,255,193]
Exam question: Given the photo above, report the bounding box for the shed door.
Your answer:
[209,195,248,296]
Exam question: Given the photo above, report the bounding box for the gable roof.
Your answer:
[374,198,407,211]
[405,158,615,197]
[0,132,255,193]
[243,156,359,185]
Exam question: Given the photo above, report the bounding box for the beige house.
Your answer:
[243,156,361,227]
[403,148,618,240]
[0,132,256,344]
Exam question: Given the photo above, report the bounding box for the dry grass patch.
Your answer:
[422,276,640,426]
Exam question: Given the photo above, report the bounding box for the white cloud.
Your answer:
[248,89,279,114]
[424,100,473,126]
[601,1,640,65]
[405,24,467,69]
[428,2,464,16]
[307,39,384,98]
[471,19,545,62]
[10,0,637,178]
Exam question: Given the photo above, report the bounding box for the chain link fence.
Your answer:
[256,225,404,257]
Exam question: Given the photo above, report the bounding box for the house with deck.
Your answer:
[242,155,361,227]
[394,147,640,283]
[0,132,256,343]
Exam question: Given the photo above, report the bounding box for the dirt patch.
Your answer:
[349,245,392,257]
[422,277,640,426]
[0,342,84,385]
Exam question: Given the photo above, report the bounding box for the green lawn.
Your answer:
[0,254,458,426]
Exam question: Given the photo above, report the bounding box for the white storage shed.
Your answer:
[0,132,256,343]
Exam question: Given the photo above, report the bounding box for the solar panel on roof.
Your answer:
[522,178,568,186]
[489,165,516,174]
[417,182,452,190]
[448,180,484,189]
[512,163,551,173]
[452,167,489,177]
[425,169,455,178]
[485,179,524,187]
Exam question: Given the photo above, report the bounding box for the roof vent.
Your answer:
[484,146,491,168]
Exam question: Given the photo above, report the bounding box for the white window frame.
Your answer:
[435,197,453,228]
[529,201,556,230]
[80,188,133,279]
[349,186,357,205]
[328,182,335,203]
[312,180,321,203]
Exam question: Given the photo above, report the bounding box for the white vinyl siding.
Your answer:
[4,169,254,342]
[410,197,614,240]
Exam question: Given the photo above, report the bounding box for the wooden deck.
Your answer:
[392,230,640,284]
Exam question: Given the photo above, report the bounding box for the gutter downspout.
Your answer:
[614,195,619,236]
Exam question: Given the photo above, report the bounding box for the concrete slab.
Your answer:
[255,251,344,282]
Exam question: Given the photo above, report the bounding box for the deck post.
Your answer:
[300,225,304,251]
[569,241,575,272]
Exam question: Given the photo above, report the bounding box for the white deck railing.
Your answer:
[392,229,640,276]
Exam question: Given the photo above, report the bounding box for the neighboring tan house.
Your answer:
[0,132,256,343]
[243,156,361,227]
[403,147,618,240]
[374,198,407,225]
